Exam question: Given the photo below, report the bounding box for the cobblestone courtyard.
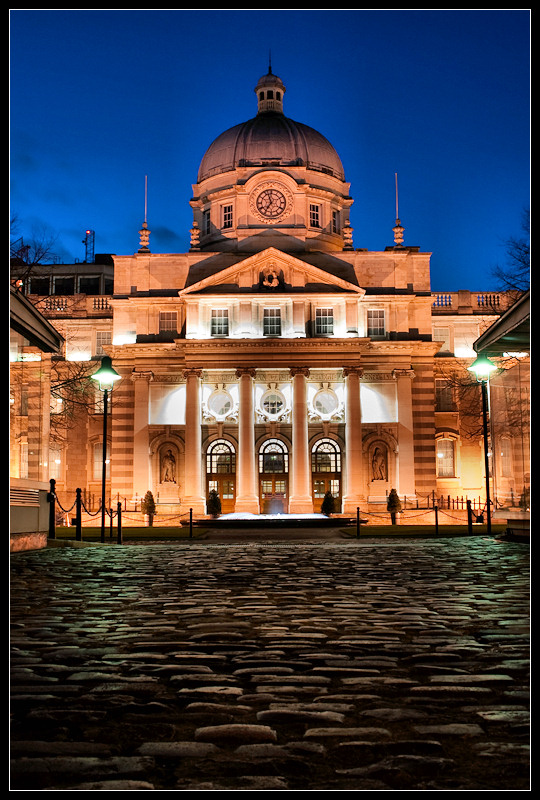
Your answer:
[10,534,530,790]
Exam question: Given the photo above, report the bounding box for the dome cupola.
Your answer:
[191,68,353,253]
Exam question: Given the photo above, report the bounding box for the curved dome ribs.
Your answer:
[197,115,344,183]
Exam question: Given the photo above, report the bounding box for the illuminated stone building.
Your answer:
[11,68,517,519]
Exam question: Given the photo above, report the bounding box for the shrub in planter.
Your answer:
[207,489,221,518]
[141,491,156,527]
[321,490,335,516]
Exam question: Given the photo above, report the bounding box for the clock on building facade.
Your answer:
[250,182,293,223]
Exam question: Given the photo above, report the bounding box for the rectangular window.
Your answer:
[159,311,178,334]
[315,307,334,335]
[203,209,211,235]
[332,210,339,233]
[211,308,229,336]
[222,204,233,229]
[435,379,454,412]
[53,276,75,295]
[309,203,321,228]
[367,309,385,337]
[437,439,455,477]
[28,277,50,295]
[79,276,101,294]
[263,307,281,336]
[433,327,451,352]
[95,330,112,356]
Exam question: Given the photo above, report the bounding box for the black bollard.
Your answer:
[434,504,439,535]
[467,499,473,535]
[117,502,122,544]
[75,488,82,541]
[189,508,193,539]
[48,479,56,539]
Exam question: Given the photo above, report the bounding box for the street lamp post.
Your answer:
[467,353,497,536]
[90,356,121,542]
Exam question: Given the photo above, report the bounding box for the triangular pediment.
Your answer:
[178,248,364,296]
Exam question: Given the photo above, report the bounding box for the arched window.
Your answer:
[312,439,341,473]
[259,439,288,474]
[206,440,236,474]
[436,438,455,477]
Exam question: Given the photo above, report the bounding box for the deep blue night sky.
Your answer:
[10,9,530,291]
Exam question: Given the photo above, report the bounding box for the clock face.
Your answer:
[256,188,287,218]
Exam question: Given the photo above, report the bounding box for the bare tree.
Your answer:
[10,217,60,284]
[491,209,530,298]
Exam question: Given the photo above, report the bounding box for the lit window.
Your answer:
[312,439,341,473]
[367,309,385,337]
[208,390,233,419]
[259,439,288,474]
[211,309,229,336]
[313,389,339,418]
[437,439,455,477]
[309,204,321,228]
[315,308,334,335]
[263,308,281,336]
[207,440,236,474]
[262,392,285,417]
[159,312,178,334]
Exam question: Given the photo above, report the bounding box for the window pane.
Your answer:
[437,439,455,477]
[222,205,233,229]
[367,310,385,337]
[309,204,321,228]
[315,308,333,335]
[159,312,178,333]
[263,308,281,336]
[211,309,229,336]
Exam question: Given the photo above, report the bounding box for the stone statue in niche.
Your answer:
[371,446,387,481]
[160,449,176,483]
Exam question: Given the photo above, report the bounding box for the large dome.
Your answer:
[196,69,345,184]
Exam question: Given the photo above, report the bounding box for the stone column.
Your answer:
[289,367,313,514]
[131,370,153,501]
[182,368,206,514]
[394,369,416,499]
[235,368,259,514]
[342,366,364,514]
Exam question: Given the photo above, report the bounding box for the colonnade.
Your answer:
[179,365,366,515]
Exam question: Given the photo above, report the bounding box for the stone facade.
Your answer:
[10,69,514,519]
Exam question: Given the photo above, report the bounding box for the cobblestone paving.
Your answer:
[10,535,529,790]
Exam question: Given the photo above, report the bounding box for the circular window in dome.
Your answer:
[208,390,234,420]
[261,390,286,419]
[313,389,339,419]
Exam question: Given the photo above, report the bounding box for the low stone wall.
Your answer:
[10,531,48,553]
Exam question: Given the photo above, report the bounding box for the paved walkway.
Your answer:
[10,534,529,790]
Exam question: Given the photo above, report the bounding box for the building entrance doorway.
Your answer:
[312,438,342,512]
[259,439,289,514]
[206,440,236,513]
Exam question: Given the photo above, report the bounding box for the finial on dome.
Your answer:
[392,172,404,247]
[138,175,151,253]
